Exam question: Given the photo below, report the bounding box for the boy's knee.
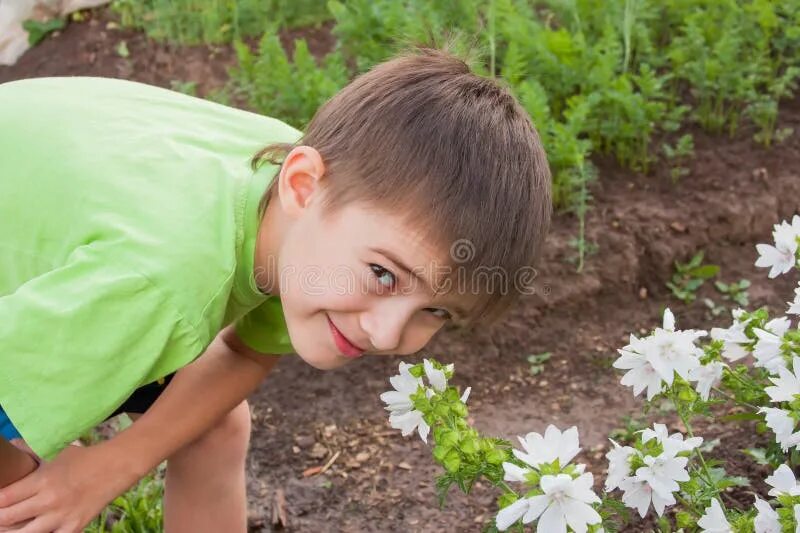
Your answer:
[179,401,252,462]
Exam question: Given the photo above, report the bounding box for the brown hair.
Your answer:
[251,47,551,325]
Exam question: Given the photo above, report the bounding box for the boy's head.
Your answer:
[253,48,551,370]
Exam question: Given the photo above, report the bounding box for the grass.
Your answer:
[109,0,800,217]
[85,469,165,533]
[81,416,166,532]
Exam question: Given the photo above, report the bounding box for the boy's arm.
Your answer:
[0,325,279,532]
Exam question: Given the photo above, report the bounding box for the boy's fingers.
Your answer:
[6,515,48,533]
[0,494,40,527]
[0,474,38,508]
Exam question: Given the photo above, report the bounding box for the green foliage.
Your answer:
[666,251,720,304]
[662,134,695,182]
[230,29,349,128]
[23,18,66,46]
[111,0,332,45]
[526,352,552,376]
[86,468,165,533]
[113,0,800,215]
[715,278,751,307]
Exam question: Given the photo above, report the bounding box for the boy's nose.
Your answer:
[360,302,414,353]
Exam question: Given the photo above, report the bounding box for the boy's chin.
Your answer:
[295,350,352,371]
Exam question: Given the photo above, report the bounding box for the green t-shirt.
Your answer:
[0,77,301,459]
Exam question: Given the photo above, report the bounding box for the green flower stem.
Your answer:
[711,386,759,411]
[725,369,751,389]
[675,492,704,518]
[499,481,518,495]
[671,389,721,507]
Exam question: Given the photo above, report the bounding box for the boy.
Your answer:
[0,48,551,531]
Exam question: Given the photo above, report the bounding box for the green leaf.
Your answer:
[23,18,66,46]
[689,264,721,279]
[116,40,130,58]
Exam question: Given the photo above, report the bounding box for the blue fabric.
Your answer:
[0,404,22,441]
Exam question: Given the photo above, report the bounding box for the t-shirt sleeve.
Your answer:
[0,250,202,460]
[234,297,294,355]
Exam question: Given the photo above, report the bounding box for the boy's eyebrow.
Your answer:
[371,247,468,317]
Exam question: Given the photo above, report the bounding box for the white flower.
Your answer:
[380,362,430,443]
[614,337,664,400]
[710,310,752,361]
[380,362,421,412]
[689,362,725,400]
[646,328,704,385]
[605,440,636,492]
[756,217,800,278]
[614,310,706,400]
[423,359,447,392]
[460,386,471,404]
[698,499,731,533]
[754,496,780,533]
[765,464,800,497]
[644,309,705,384]
[760,407,800,451]
[495,473,601,532]
[634,451,690,498]
[754,317,792,373]
[388,409,430,443]
[663,308,676,331]
[765,356,800,402]
[789,285,800,315]
[502,461,531,484]
[513,425,581,470]
[639,423,703,455]
[618,476,676,517]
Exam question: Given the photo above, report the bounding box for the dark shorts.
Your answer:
[109,373,175,417]
[0,373,175,442]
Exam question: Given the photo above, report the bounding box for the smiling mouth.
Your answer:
[327,315,365,358]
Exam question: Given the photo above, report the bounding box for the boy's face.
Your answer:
[257,147,471,370]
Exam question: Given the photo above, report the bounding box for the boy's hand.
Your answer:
[0,325,279,532]
[0,444,133,533]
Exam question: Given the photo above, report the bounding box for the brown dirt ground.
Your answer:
[2,7,800,533]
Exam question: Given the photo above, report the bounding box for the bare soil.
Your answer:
[2,7,799,532]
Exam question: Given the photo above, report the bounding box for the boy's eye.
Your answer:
[370,264,397,288]
[425,307,452,320]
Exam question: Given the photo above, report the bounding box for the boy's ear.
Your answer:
[277,146,326,218]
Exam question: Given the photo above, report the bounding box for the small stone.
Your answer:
[670,221,687,233]
[639,287,648,299]
[355,452,370,462]
[309,442,328,460]
[294,434,315,449]
[323,424,337,438]
[292,446,300,454]
[106,21,119,30]
[539,380,548,387]
[397,462,412,470]
[752,167,768,181]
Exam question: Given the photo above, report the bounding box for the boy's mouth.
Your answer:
[327,315,365,358]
